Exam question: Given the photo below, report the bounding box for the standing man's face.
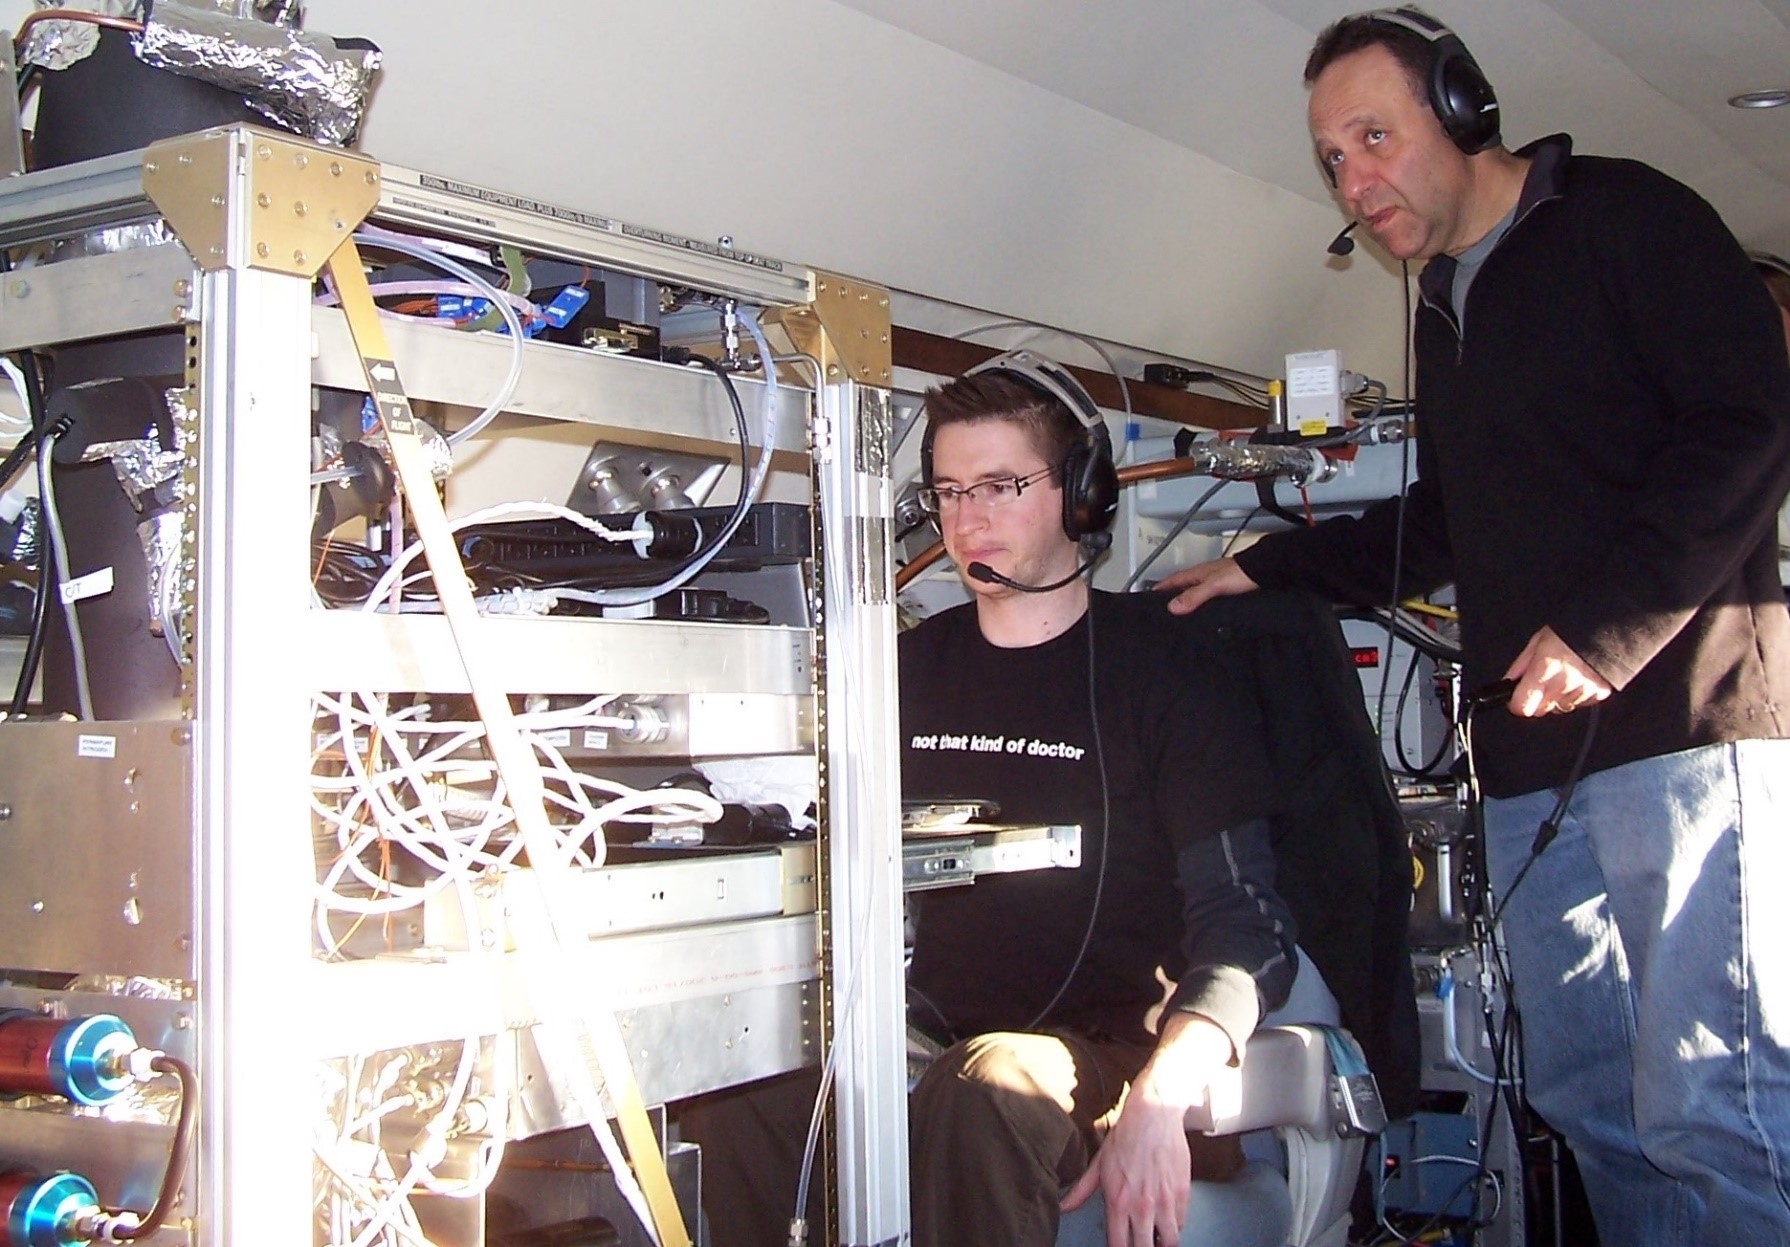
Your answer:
[1308,44,1476,261]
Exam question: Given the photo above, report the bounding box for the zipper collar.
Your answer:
[1417,133,1574,330]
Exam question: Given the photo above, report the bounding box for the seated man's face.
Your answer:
[930,418,1078,597]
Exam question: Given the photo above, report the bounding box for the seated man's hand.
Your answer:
[1153,558,1259,616]
[1060,1015,1235,1247]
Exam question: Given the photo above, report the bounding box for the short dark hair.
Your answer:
[921,371,1079,479]
[1304,11,1433,99]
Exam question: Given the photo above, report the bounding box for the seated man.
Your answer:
[685,353,1303,1247]
[900,355,1299,1247]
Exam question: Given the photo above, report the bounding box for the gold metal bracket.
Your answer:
[142,124,380,276]
[779,271,893,388]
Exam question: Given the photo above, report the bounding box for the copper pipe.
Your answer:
[893,459,1217,591]
[13,9,145,53]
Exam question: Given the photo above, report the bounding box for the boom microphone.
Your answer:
[966,555,1098,594]
[1327,221,1360,256]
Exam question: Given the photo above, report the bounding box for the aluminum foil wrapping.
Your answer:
[360,418,453,484]
[135,0,381,146]
[50,220,180,262]
[16,0,145,71]
[83,402,191,662]
[137,508,189,659]
[84,432,184,501]
[1182,441,1329,485]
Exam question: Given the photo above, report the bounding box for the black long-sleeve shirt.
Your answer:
[1239,135,1790,797]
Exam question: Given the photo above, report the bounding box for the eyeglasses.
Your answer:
[916,465,1057,515]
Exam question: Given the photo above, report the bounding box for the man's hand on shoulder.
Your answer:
[1060,1014,1236,1247]
[1154,558,1260,616]
[1503,625,1612,718]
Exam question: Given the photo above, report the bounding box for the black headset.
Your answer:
[920,349,1118,545]
[1750,250,1790,282]
[1358,7,1501,156]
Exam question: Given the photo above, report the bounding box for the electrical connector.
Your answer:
[124,1046,164,1083]
[1141,363,1215,389]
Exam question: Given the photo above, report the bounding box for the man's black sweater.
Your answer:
[1238,135,1790,797]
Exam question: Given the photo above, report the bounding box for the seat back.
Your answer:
[1171,589,1421,1122]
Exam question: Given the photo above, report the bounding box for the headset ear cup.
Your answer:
[1061,426,1118,542]
[1432,42,1499,154]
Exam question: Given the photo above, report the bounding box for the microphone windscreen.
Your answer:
[966,561,999,584]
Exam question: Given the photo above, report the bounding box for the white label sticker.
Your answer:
[59,566,115,605]
[77,734,117,759]
[536,728,572,748]
[1286,365,1337,399]
[582,729,610,750]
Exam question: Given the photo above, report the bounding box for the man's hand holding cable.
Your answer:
[1156,558,1260,616]
[1060,1013,1235,1247]
[1503,625,1612,717]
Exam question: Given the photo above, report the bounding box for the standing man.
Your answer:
[1160,9,1790,1244]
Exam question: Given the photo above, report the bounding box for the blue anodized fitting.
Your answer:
[1,1172,101,1247]
[43,1015,136,1108]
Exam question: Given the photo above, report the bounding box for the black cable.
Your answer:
[1390,643,1449,777]
[1372,261,1417,790]
[1122,478,1226,592]
[1455,695,1603,1244]
[1023,583,1109,1030]
[1252,473,1306,529]
[7,353,53,718]
[1218,508,1262,559]
[653,349,752,580]
[1355,604,1461,664]
[0,426,38,492]
[1486,706,1601,931]
[113,1054,196,1239]
[0,244,57,718]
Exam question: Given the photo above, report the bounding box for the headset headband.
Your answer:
[1353,6,1500,156]
[1361,6,1450,43]
[1749,250,1790,281]
[965,349,1103,434]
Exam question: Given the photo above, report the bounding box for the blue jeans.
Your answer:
[1483,739,1790,1246]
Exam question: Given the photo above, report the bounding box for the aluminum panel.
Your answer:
[422,847,815,948]
[0,721,194,980]
[0,149,152,248]
[512,981,814,1136]
[305,612,813,696]
[375,166,812,308]
[0,992,198,1240]
[312,307,812,458]
[0,243,197,352]
[305,914,819,1058]
[0,1112,193,1243]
